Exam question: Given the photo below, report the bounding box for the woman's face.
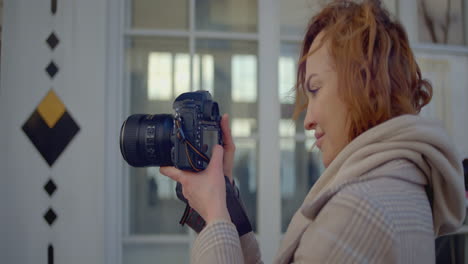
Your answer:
[304,32,350,167]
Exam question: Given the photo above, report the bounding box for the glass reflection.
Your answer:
[233,139,258,231]
[131,0,188,30]
[129,167,187,234]
[279,56,296,104]
[148,52,173,100]
[146,52,214,101]
[127,37,190,234]
[174,53,190,96]
[280,0,321,36]
[195,39,258,121]
[281,139,323,232]
[279,42,301,121]
[232,55,257,102]
[232,118,257,137]
[193,54,215,95]
[195,0,258,32]
[280,0,397,37]
[418,0,465,45]
[279,119,296,137]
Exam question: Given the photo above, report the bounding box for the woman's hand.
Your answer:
[160,145,230,224]
[159,113,236,224]
[221,114,236,184]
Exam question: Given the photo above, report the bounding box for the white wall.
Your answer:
[0,0,107,263]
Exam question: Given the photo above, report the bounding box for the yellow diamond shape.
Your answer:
[37,90,66,128]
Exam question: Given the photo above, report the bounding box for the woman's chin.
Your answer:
[321,154,331,168]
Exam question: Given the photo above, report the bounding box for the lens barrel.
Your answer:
[120,114,174,167]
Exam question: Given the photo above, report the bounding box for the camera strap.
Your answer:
[176,177,253,236]
[179,204,206,233]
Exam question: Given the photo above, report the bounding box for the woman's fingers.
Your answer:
[207,144,224,173]
[160,166,184,183]
[221,114,236,183]
[221,114,235,152]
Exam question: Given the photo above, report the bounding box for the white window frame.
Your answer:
[105,1,468,264]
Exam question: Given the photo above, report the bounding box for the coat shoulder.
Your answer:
[336,175,433,234]
[294,176,435,263]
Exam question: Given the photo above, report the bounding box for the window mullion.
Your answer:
[258,0,281,263]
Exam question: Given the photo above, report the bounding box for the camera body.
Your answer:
[120,90,222,171]
[172,91,222,171]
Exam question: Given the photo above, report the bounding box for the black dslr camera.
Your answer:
[120,91,252,235]
[120,90,222,170]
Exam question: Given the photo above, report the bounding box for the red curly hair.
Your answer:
[294,0,433,141]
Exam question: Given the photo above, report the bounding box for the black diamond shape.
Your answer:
[46,32,59,50]
[22,110,79,166]
[46,61,59,79]
[44,208,57,226]
[44,179,57,196]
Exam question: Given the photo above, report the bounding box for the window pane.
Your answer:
[196,39,258,124]
[415,52,467,137]
[129,168,187,234]
[232,118,257,137]
[280,0,397,37]
[131,0,188,30]
[174,53,191,96]
[279,119,296,137]
[148,52,173,100]
[418,0,466,45]
[193,54,215,95]
[280,0,321,36]
[195,0,257,32]
[124,244,189,264]
[279,43,300,105]
[279,42,302,130]
[281,139,323,232]
[232,55,257,102]
[382,0,398,15]
[126,37,189,234]
[233,139,258,232]
[127,37,189,114]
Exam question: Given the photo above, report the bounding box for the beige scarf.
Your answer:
[301,114,465,236]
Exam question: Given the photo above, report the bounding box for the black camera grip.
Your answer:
[176,177,253,236]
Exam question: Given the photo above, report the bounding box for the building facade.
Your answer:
[1,0,468,263]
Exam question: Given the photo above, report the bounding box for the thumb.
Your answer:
[207,144,224,172]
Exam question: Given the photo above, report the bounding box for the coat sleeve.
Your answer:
[292,189,396,263]
[239,231,263,264]
[191,221,263,264]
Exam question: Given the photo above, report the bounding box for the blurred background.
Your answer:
[1,0,468,263]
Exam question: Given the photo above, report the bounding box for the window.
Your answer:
[123,0,258,262]
[418,0,468,46]
[113,0,468,263]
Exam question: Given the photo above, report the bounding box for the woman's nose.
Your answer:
[303,107,316,131]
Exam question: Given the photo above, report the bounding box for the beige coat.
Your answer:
[191,115,466,263]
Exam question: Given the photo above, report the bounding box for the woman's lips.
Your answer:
[315,133,325,148]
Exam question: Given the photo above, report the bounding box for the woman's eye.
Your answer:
[308,86,320,96]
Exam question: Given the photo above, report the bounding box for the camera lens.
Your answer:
[120,114,174,167]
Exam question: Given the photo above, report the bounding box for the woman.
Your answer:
[161,0,466,263]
